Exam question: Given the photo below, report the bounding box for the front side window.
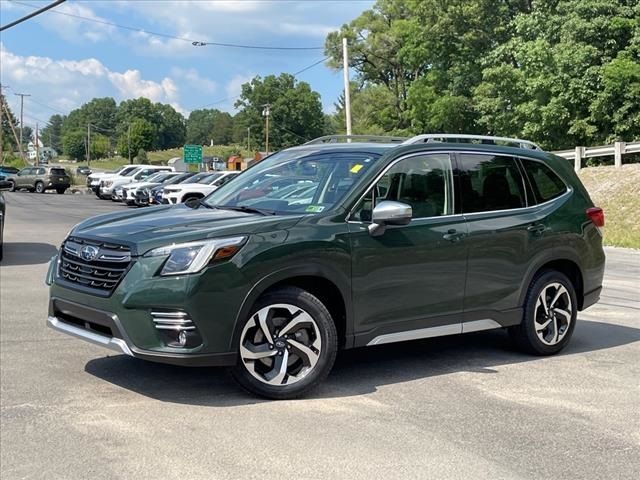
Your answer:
[520,159,566,204]
[457,154,526,213]
[205,149,380,214]
[352,153,454,221]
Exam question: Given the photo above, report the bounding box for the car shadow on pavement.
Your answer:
[84,318,640,406]
[0,242,58,266]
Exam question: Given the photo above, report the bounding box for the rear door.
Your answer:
[348,152,468,346]
[457,152,554,327]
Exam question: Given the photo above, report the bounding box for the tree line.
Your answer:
[24,73,327,162]
[324,0,639,150]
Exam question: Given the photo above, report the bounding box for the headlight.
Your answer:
[144,236,247,276]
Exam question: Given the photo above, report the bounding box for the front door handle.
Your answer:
[443,229,465,243]
[527,223,546,235]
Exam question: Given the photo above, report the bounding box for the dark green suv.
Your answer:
[46,134,605,399]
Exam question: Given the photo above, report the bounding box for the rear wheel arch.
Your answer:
[521,258,584,310]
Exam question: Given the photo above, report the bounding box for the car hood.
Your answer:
[70,204,303,255]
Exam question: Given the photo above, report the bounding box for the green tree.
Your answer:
[40,114,65,153]
[234,73,325,149]
[1,95,19,155]
[117,118,154,159]
[62,130,87,161]
[135,148,149,164]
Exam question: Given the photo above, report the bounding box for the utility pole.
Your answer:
[342,38,352,137]
[0,83,6,164]
[247,126,251,152]
[87,122,91,166]
[127,123,131,164]
[14,92,30,149]
[262,104,271,155]
[35,123,40,166]
[2,101,26,164]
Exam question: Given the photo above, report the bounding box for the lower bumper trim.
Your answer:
[47,315,133,356]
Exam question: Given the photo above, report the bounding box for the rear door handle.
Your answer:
[527,223,546,235]
[443,229,465,242]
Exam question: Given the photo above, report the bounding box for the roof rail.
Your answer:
[402,134,542,151]
[304,135,408,145]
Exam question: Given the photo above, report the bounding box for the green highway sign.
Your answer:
[183,144,203,164]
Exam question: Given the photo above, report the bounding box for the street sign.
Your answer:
[183,144,203,164]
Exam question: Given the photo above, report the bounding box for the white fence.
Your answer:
[552,141,640,171]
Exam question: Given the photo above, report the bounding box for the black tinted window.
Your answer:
[353,153,454,221]
[50,168,66,175]
[457,154,526,213]
[520,159,566,203]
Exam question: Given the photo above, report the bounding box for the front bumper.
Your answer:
[47,297,237,367]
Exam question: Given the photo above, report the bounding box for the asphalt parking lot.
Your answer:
[1,192,639,480]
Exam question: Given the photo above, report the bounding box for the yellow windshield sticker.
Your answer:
[350,164,363,173]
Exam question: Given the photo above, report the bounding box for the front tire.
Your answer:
[35,182,44,194]
[509,270,577,355]
[231,287,338,400]
[8,180,15,192]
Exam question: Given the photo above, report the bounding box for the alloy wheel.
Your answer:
[534,282,573,346]
[239,303,322,387]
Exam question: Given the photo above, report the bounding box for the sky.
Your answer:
[0,0,373,129]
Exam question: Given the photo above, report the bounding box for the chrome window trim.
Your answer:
[346,150,456,223]
[346,149,571,223]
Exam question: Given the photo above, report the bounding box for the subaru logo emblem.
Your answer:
[80,245,99,262]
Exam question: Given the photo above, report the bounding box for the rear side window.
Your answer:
[520,159,566,204]
[457,154,526,213]
[36,168,46,175]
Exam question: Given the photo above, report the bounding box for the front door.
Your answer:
[348,152,468,347]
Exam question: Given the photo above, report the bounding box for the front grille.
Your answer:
[59,237,132,294]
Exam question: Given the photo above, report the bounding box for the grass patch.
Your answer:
[578,164,640,249]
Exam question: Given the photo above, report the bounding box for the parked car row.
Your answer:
[88,164,242,207]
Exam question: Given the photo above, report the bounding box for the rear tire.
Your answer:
[509,270,577,355]
[35,182,44,194]
[230,287,338,400]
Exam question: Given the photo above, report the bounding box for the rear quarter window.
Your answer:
[520,159,567,204]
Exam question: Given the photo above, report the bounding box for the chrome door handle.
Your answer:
[443,229,465,242]
[527,224,546,235]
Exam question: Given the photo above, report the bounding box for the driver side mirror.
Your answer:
[368,201,412,237]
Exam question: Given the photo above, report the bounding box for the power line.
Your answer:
[0,0,65,31]
[9,0,323,50]
[192,57,328,111]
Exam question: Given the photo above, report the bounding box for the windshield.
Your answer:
[199,173,223,184]
[144,172,165,183]
[165,173,194,185]
[204,149,381,214]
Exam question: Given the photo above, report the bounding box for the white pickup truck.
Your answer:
[99,166,174,200]
[87,164,145,196]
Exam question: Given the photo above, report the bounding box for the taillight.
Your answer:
[586,207,604,228]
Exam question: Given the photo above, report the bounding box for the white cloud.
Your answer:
[171,67,217,93]
[0,44,184,124]
[223,73,255,110]
[40,2,115,43]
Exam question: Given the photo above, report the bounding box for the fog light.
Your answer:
[178,330,187,347]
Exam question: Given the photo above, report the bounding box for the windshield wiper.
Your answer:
[214,205,276,216]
